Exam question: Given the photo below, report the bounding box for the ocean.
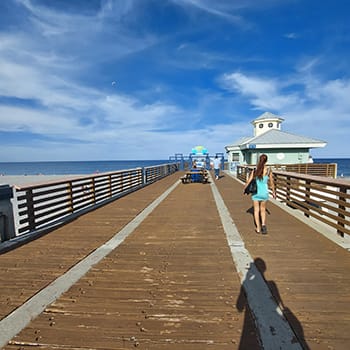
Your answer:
[0,158,349,177]
[0,160,171,176]
[314,158,350,178]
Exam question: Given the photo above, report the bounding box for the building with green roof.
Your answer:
[225,112,327,171]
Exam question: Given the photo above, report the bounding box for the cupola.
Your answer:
[252,112,284,137]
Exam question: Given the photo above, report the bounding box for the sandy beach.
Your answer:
[0,174,82,187]
[1,173,349,187]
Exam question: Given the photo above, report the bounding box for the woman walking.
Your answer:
[244,154,276,234]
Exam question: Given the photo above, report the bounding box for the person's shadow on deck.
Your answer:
[236,258,310,350]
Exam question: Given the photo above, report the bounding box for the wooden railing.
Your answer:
[14,163,178,236]
[237,165,350,237]
[236,163,337,182]
[272,163,337,178]
[144,163,178,183]
[273,171,350,237]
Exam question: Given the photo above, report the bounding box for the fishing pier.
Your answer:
[0,163,349,349]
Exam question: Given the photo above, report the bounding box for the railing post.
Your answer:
[108,175,112,198]
[286,176,291,205]
[67,182,74,213]
[0,185,16,242]
[91,178,96,204]
[27,189,36,231]
[142,167,146,185]
[272,172,277,198]
[337,186,346,237]
[304,180,311,218]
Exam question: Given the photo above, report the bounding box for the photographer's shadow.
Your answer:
[236,257,310,349]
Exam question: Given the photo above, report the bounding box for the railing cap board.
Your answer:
[13,163,178,191]
[12,168,144,191]
[273,171,350,188]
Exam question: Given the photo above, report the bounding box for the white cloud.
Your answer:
[305,78,350,110]
[0,0,348,161]
[10,0,156,72]
[222,72,278,97]
[219,69,350,157]
[172,0,246,26]
[284,32,297,39]
[221,72,301,110]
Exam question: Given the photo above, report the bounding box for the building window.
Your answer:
[232,153,239,161]
[268,122,273,128]
[259,123,264,128]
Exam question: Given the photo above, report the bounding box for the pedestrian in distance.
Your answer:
[244,154,276,234]
[212,155,221,180]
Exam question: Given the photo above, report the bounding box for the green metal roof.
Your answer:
[249,129,326,145]
[227,129,327,149]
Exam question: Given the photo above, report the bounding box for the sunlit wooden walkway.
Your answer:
[0,172,349,349]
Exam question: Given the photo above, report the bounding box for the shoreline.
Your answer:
[1,173,350,187]
[0,174,83,187]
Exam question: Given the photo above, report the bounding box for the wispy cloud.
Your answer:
[220,72,301,111]
[0,0,349,160]
[171,0,247,26]
[219,68,350,154]
[284,32,298,39]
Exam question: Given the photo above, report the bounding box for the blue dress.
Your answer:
[252,175,269,201]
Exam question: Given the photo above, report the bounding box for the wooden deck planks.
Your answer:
[0,174,178,321]
[216,172,350,350]
[1,170,349,349]
[1,174,260,349]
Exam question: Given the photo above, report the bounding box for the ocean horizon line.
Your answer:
[0,157,348,167]
[0,156,348,161]
[0,159,170,164]
[1,158,349,177]
[0,159,175,177]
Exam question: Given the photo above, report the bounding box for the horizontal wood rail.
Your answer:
[13,163,178,236]
[236,163,337,182]
[237,165,350,237]
[144,163,178,183]
[273,163,337,178]
[273,171,350,237]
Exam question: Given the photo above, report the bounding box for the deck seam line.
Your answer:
[210,175,302,349]
[0,179,180,348]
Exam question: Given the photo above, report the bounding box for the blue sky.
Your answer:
[0,0,349,161]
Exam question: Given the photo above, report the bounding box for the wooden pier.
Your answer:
[0,171,349,349]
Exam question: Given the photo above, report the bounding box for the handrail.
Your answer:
[12,163,178,237]
[236,163,337,182]
[237,165,350,237]
[273,171,350,237]
[272,163,337,178]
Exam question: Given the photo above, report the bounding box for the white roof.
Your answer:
[252,112,284,122]
[226,129,327,150]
